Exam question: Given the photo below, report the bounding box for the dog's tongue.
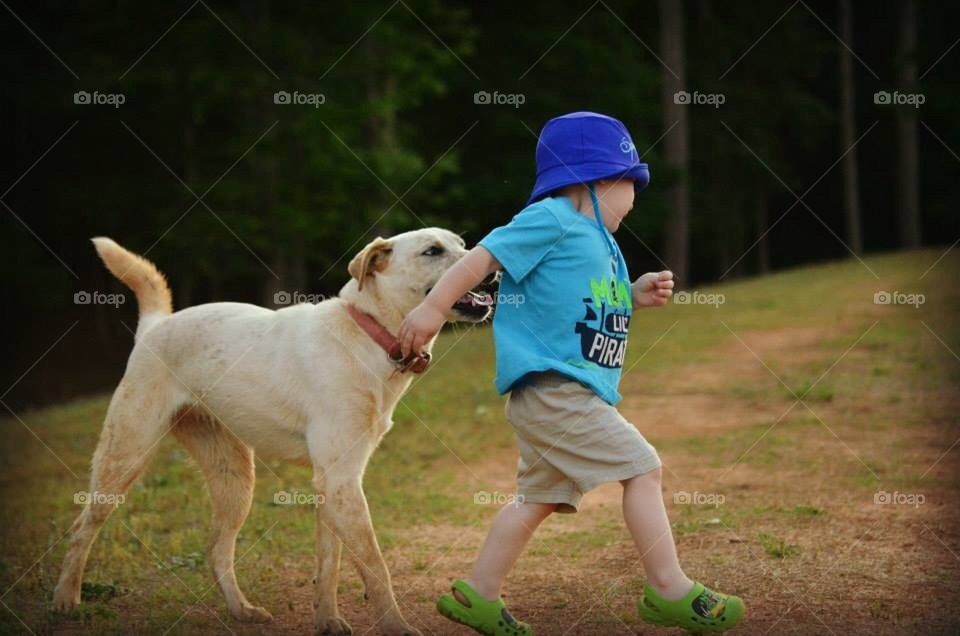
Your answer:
[458,291,494,307]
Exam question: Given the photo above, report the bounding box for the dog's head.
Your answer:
[347,228,493,323]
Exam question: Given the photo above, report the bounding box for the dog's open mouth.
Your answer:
[452,290,494,320]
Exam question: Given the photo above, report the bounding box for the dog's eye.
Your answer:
[422,245,445,256]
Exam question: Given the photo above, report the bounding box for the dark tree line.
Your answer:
[3,0,959,407]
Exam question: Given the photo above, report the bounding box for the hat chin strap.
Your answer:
[588,183,617,257]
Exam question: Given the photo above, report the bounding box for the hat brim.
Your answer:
[527,162,650,205]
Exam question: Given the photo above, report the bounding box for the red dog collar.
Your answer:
[345,304,431,375]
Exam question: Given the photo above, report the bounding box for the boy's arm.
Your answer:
[398,246,501,357]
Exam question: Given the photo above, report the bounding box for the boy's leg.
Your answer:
[466,501,557,600]
[621,468,694,600]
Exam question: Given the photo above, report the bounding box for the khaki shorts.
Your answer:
[506,371,661,513]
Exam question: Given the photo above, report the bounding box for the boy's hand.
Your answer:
[632,270,674,308]
[398,302,447,358]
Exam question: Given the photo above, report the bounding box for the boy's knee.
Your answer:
[514,501,558,521]
[527,501,559,516]
[621,466,662,488]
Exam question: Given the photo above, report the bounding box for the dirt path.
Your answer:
[325,319,959,635]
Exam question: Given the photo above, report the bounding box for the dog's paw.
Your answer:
[234,603,273,623]
[51,590,80,613]
[315,616,353,635]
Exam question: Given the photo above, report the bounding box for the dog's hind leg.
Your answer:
[53,378,179,612]
[171,414,271,623]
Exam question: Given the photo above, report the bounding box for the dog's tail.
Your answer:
[91,237,172,338]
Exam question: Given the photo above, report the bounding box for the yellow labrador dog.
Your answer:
[53,229,492,635]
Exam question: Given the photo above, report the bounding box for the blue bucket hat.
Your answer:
[528,111,650,205]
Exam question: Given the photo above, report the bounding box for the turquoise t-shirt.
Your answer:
[478,196,633,405]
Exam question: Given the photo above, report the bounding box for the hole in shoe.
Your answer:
[452,588,472,608]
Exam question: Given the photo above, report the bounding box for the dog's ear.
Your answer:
[348,237,393,291]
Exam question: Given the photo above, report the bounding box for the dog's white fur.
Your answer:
[53,228,488,635]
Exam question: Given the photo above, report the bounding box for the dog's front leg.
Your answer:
[312,471,351,635]
[317,471,422,636]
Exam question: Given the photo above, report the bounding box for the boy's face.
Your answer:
[593,179,635,232]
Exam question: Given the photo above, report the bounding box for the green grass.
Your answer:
[786,378,835,402]
[758,533,802,559]
[0,248,957,634]
[657,416,825,468]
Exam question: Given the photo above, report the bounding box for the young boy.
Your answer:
[398,112,744,634]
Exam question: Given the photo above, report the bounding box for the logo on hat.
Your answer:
[619,136,636,154]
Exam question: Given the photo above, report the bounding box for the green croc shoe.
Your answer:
[638,581,744,633]
[436,580,532,636]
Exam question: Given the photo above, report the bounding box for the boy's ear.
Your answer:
[348,237,393,291]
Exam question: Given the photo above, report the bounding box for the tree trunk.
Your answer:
[755,187,771,274]
[180,122,195,309]
[659,0,690,285]
[363,33,396,239]
[897,0,921,247]
[839,0,863,254]
[264,251,291,308]
[176,279,193,311]
[247,0,295,307]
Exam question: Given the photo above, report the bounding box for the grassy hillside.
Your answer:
[1,248,958,634]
